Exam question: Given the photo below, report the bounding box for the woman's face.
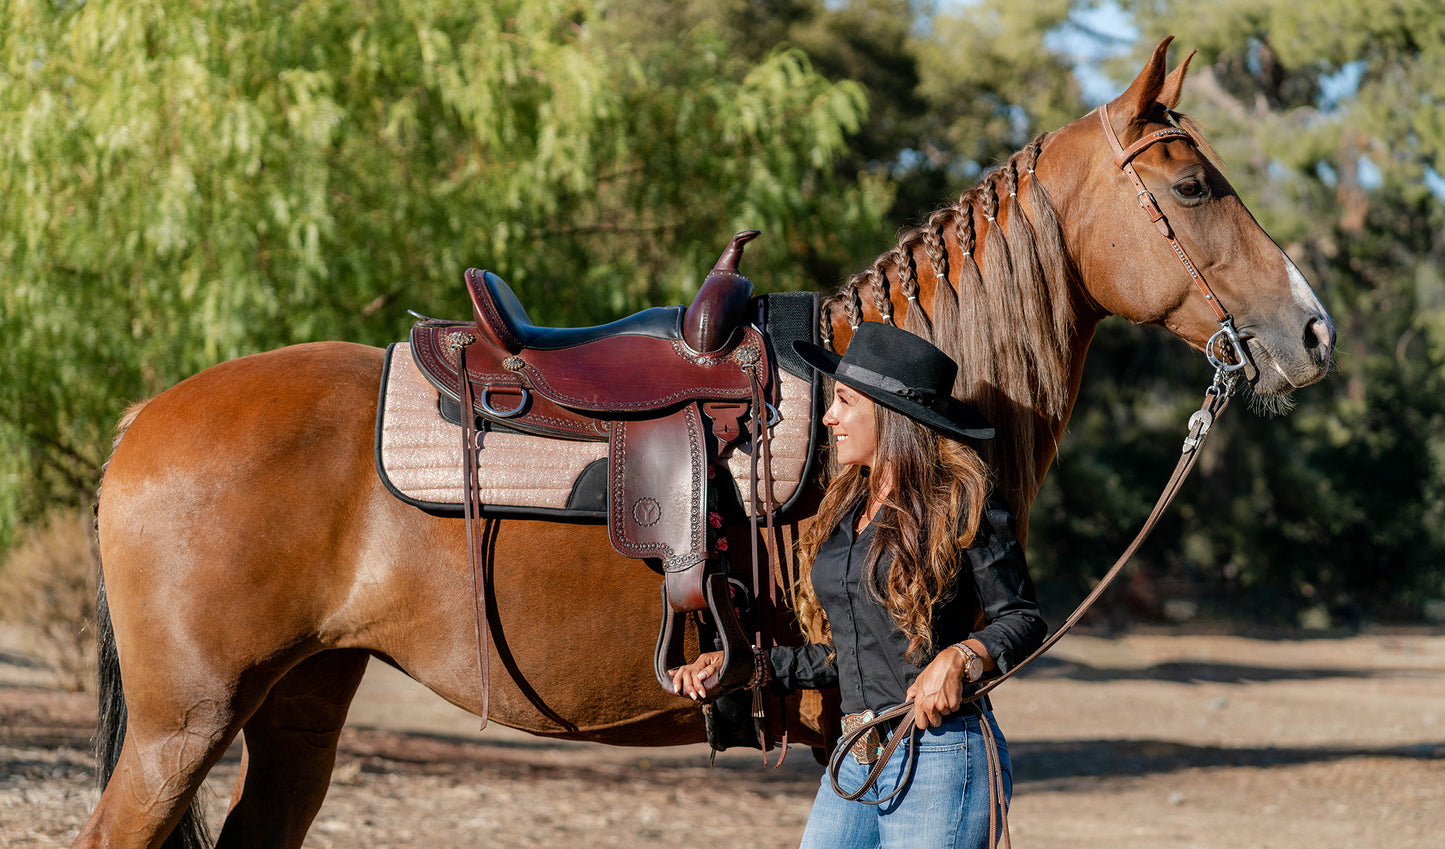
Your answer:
[822,382,878,468]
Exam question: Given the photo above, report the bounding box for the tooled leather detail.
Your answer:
[683,405,705,551]
[632,497,662,526]
[468,270,526,353]
[671,339,736,367]
[412,324,612,441]
[447,331,478,350]
[518,358,752,412]
[608,406,706,558]
[731,341,760,366]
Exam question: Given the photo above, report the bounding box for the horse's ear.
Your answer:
[1106,36,1174,131]
[1159,49,1196,110]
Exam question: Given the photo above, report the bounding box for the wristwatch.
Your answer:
[951,642,984,682]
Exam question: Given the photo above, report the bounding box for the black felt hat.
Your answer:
[792,322,994,440]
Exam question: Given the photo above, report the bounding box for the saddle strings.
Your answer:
[745,357,788,764]
[456,338,493,729]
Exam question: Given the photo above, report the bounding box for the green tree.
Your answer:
[611,0,1085,252]
[0,0,891,551]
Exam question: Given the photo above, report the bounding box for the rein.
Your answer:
[825,104,1250,846]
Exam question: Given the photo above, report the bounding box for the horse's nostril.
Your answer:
[1304,315,1336,356]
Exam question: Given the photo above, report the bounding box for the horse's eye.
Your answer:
[1174,178,1208,202]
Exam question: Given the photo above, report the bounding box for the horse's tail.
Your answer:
[95,401,214,849]
[93,574,125,786]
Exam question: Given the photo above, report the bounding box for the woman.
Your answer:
[671,322,1046,849]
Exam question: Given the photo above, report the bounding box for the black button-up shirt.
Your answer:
[769,497,1046,716]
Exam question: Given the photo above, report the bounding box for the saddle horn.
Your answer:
[683,230,761,355]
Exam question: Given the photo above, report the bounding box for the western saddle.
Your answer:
[410,231,778,707]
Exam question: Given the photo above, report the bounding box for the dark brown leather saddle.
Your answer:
[410,231,778,697]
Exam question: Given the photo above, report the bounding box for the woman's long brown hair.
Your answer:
[793,396,992,664]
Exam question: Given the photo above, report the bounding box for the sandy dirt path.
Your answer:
[3,626,1442,848]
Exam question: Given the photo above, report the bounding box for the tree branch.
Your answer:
[0,407,104,497]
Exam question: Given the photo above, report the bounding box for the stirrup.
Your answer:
[654,573,754,695]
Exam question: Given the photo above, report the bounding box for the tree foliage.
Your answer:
[0,0,890,549]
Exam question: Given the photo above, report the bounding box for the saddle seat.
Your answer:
[439,230,764,418]
[468,272,687,352]
[470,229,759,359]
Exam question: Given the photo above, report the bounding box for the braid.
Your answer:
[896,242,932,338]
[922,212,949,283]
[819,292,842,351]
[869,264,895,326]
[843,275,865,330]
[1005,154,1055,400]
[921,209,958,361]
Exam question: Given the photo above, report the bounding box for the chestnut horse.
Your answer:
[77,39,1333,849]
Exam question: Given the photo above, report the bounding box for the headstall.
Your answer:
[1097,101,1248,398]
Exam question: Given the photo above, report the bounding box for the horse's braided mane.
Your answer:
[819,133,1076,514]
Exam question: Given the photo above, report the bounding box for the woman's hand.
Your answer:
[906,640,993,729]
[668,651,724,701]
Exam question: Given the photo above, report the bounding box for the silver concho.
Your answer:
[446,331,478,351]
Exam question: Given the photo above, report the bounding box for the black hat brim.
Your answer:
[792,340,995,440]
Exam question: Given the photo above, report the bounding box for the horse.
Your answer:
[75,38,1334,849]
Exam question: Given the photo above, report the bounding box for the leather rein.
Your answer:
[825,104,1250,846]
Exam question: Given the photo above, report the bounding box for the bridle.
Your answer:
[825,104,1253,847]
[1098,101,1250,387]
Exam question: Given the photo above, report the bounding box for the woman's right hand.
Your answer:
[668,651,724,700]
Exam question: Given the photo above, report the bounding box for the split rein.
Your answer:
[825,104,1250,847]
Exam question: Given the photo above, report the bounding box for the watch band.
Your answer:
[949,642,982,682]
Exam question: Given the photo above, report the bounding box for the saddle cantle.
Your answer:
[403,231,792,703]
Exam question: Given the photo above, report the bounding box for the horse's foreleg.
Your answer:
[215,649,370,849]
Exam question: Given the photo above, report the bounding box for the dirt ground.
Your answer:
[3,624,1442,849]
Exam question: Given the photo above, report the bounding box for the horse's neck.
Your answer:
[821,159,1102,538]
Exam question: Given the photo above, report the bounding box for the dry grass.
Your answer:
[0,506,98,691]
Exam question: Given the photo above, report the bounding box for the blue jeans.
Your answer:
[798,712,1012,849]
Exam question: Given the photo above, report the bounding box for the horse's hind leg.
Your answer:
[72,673,249,849]
[216,650,370,849]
